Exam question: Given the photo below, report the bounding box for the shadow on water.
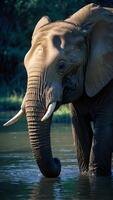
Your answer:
[0,112,113,200]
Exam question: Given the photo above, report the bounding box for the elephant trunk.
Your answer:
[25,73,61,178]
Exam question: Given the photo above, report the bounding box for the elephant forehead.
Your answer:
[40,21,76,32]
[37,21,80,40]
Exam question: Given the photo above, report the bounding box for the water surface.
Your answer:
[0,112,113,200]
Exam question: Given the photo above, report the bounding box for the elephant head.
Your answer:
[4,3,113,177]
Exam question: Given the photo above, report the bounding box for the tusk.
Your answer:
[41,102,56,122]
[3,95,26,127]
[3,109,24,126]
[21,94,26,111]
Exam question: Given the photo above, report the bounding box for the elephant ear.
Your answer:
[85,18,113,97]
[65,3,98,26]
[32,16,51,41]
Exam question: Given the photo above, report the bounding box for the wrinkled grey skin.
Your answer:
[12,3,113,178]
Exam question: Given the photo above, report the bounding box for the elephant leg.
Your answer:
[89,90,113,176]
[70,103,93,175]
[89,113,113,176]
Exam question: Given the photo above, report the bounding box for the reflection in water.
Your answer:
[0,112,113,200]
[29,176,113,200]
[30,178,61,200]
[76,176,113,200]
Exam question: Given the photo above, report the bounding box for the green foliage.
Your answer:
[53,105,71,123]
[0,94,22,111]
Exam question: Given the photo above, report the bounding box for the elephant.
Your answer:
[4,3,113,177]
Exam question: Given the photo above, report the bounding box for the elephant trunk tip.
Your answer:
[39,157,61,178]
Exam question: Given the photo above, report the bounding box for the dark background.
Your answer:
[0,0,113,97]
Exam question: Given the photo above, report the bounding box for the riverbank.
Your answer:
[0,95,71,123]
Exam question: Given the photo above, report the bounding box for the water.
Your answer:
[0,112,113,200]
